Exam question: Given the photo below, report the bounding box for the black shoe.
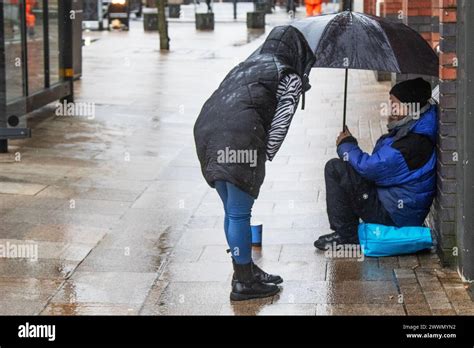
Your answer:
[226,249,283,286]
[252,262,284,284]
[314,232,359,251]
[231,261,283,286]
[230,261,280,301]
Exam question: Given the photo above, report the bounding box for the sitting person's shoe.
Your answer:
[230,260,280,301]
[231,261,283,286]
[314,232,359,251]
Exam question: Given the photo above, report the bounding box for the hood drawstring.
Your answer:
[301,73,309,110]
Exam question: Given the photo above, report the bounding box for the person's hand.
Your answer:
[336,126,352,146]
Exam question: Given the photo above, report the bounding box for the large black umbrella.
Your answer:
[291,11,439,130]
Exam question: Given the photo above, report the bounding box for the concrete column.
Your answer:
[429,0,458,266]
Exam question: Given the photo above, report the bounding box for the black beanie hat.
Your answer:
[390,78,432,107]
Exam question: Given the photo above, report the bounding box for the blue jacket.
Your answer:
[337,105,438,227]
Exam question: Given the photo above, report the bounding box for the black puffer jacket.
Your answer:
[194,25,315,198]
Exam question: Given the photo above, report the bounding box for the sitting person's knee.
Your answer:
[325,158,344,175]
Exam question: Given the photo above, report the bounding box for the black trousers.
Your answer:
[325,158,394,238]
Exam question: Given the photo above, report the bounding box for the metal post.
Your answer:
[342,68,348,131]
[342,0,352,11]
[233,0,237,20]
[20,0,28,96]
[156,0,169,50]
[43,0,51,88]
[288,0,294,13]
[0,140,6,154]
[456,0,474,286]
[0,1,8,153]
[58,0,74,103]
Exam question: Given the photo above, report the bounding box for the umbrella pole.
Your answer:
[342,68,348,132]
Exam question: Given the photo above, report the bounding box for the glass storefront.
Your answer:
[1,0,79,152]
[48,0,59,85]
[2,0,62,101]
[26,0,45,93]
[3,0,24,101]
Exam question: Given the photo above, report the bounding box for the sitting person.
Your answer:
[314,78,437,250]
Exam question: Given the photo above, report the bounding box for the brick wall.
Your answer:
[406,0,439,48]
[364,0,440,43]
[363,0,403,17]
[363,0,376,15]
[381,0,404,20]
[431,0,441,48]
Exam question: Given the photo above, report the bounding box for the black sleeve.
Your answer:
[338,136,358,146]
[391,133,435,171]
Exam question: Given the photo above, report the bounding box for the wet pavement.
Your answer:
[1,6,473,316]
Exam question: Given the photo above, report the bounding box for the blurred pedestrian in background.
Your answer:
[305,0,323,16]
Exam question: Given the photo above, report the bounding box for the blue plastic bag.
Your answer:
[358,223,433,257]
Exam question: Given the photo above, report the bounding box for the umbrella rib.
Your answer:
[313,14,340,55]
[359,13,402,73]
[375,20,402,73]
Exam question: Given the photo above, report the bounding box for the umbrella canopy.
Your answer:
[291,11,439,76]
[290,11,439,130]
